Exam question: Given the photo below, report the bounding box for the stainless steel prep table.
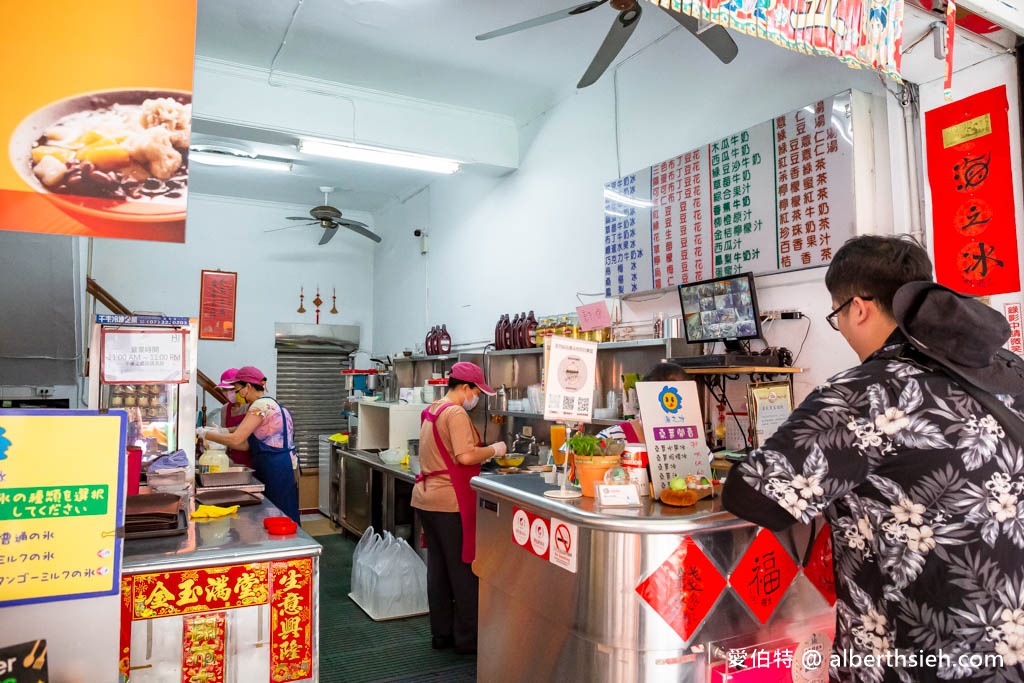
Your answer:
[335,447,422,557]
[472,474,835,682]
[121,498,321,682]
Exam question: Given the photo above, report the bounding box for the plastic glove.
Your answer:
[196,426,208,441]
[490,441,508,458]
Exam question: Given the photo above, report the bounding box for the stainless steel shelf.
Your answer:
[488,410,621,427]
[486,347,544,356]
[393,355,456,362]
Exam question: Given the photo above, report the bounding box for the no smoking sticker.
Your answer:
[549,518,578,573]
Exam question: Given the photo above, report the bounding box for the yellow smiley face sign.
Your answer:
[659,387,682,414]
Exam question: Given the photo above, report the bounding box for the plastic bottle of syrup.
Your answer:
[439,324,452,354]
[525,311,538,348]
[515,311,527,349]
[428,326,438,355]
[508,313,520,349]
[425,327,434,355]
[495,315,505,350]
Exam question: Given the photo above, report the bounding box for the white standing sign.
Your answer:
[101,328,188,384]
[636,381,709,498]
[543,336,598,423]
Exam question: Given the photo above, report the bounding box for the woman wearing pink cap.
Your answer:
[214,368,252,468]
[412,361,507,655]
[201,366,300,523]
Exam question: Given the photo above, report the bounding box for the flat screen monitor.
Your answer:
[677,272,762,351]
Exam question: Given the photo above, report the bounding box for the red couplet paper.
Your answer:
[925,86,1020,296]
[199,270,237,341]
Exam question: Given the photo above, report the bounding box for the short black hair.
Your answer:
[644,362,688,382]
[447,378,477,391]
[236,381,265,392]
[825,235,933,316]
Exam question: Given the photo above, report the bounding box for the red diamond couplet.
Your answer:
[803,523,836,606]
[730,528,799,624]
[635,536,726,643]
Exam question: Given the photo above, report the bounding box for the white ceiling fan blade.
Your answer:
[577,5,642,88]
[659,6,738,64]
[318,225,339,245]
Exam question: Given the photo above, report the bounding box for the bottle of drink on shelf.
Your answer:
[503,314,515,350]
[425,327,433,355]
[516,311,528,348]
[570,314,580,339]
[495,315,505,350]
[439,324,452,354]
[525,310,538,348]
[560,316,573,338]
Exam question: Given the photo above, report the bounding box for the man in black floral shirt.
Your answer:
[723,235,1024,682]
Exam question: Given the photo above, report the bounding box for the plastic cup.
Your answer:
[550,425,567,466]
[125,446,143,496]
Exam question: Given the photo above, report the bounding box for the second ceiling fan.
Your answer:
[477,0,739,89]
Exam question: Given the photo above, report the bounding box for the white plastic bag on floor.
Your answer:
[350,526,428,619]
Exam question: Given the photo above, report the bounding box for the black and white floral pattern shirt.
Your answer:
[723,330,1024,683]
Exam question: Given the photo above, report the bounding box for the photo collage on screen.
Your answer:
[680,277,757,342]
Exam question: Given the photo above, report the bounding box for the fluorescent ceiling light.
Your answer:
[190,150,292,172]
[603,187,653,208]
[298,138,461,174]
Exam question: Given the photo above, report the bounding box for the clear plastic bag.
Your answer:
[350,526,428,619]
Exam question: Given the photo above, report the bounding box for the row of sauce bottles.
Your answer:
[494,312,613,350]
[424,324,452,355]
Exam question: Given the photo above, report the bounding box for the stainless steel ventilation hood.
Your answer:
[274,323,361,354]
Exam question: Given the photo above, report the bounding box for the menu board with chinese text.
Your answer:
[604,92,856,296]
[0,409,126,607]
[635,381,709,497]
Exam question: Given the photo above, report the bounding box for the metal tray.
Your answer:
[124,509,187,540]
[196,467,255,488]
[195,489,263,507]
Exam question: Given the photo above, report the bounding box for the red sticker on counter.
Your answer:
[512,507,549,561]
[635,536,725,643]
[803,524,836,606]
[730,529,798,623]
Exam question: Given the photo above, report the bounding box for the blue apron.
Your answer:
[247,398,300,523]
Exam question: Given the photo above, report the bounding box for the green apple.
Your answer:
[669,476,686,491]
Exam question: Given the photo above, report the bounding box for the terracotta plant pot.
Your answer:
[574,455,622,497]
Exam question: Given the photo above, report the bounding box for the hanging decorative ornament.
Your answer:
[330,286,339,314]
[313,285,324,325]
[297,286,306,314]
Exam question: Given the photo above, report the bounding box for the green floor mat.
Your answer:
[317,532,476,682]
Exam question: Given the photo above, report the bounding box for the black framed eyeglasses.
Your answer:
[826,296,873,331]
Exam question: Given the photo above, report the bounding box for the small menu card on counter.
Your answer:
[636,381,709,498]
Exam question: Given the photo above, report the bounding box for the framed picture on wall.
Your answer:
[199,270,237,341]
[747,381,794,448]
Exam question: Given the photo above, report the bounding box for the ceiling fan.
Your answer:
[269,186,382,245]
[477,0,738,89]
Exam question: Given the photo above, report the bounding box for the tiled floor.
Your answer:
[305,519,476,682]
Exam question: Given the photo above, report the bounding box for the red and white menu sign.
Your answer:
[604,91,856,295]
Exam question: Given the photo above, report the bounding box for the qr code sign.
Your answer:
[562,396,575,411]
[577,396,590,414]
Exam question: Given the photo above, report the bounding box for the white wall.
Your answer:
[88,194,376,393]
[372,34,897,396]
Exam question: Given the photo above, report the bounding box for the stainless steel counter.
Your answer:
[344,447,416,484]
[121,496,321,682]
[472,473,835,682]
[123,498,321,574]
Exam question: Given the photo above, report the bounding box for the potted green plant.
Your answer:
[568,433,623,497]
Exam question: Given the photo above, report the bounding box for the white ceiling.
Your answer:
[191,0,756,213]
[191,0,1014,214]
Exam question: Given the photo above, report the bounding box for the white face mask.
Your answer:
[463,391,479,411]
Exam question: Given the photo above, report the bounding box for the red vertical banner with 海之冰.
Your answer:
[925,86,1020,296]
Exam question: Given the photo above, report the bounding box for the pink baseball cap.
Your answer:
[217,368,239,388]
[234,366,267,385]
[449,362,495,395]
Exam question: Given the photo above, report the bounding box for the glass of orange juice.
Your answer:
[550,424,567,466]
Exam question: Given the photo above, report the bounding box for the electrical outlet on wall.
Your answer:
[34,386,55,397]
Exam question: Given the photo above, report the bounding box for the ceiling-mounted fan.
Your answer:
[477,0,738,89]
[268,186,382,245]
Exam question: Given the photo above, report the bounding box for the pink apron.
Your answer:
[224,403,252,467]
[415,402,481,563]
